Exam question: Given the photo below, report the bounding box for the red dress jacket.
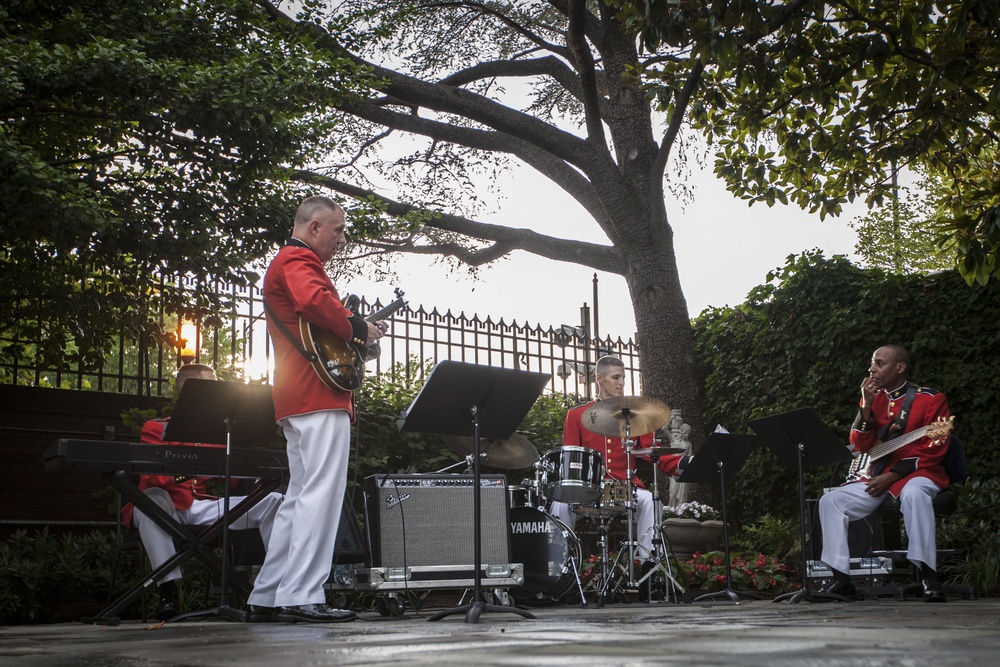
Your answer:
[121,418,221,529]
[849,382,951,497]
[264,243,366,422]
[563,401,683,490]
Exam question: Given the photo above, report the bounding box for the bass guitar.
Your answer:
[299,288,406,393]
[845,415,954,481]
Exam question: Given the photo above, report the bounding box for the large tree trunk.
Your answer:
[618,209,705,446]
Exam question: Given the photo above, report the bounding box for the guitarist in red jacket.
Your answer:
[247,196,386,623]
[818,345,951,602]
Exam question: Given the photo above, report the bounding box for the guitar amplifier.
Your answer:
[363,474,509,568]
[807,498,885,560]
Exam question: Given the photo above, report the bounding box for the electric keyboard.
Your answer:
[43,439,288,479]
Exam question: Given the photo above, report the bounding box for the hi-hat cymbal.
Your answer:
[581,396,671,438]
[441,432,539,470]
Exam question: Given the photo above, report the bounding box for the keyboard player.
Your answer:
[121,364,283,621]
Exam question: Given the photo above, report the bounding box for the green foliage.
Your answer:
[938,478,1000,596]
[692,252,1000,530]
[850,179,957,275]
[0,528,116,624]
[611,0,1000,283]
[0,0,372,371]
[677,550,791,596]
[731,513,801,575]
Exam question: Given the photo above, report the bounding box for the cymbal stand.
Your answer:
[632,448,685,603]
[621,421,639,585]
[434,454,474,474]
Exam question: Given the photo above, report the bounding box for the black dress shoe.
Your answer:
[273,604,357,623]
[818,579,859,600]
[155,595,180,621]
[246,605,276,623]
[155,581,181,621]
[922,579,947,603]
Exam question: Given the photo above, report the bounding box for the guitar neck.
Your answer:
[867,423,933,461]
[366,297,405,323]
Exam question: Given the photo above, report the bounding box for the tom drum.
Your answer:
[540,446,603,504]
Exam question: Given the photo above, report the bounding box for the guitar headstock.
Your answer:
[393,287,406,303]
[927,415,955,445]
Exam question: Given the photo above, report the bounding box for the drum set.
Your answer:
[441,395,684,605]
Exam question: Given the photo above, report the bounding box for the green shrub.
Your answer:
[0,528,116,624]
[938,478,1000,596]
[731,513,801,577]
[692,252,1000,531]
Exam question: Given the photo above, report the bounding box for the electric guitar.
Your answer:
[299,288,406,393]
[845,415,954,481]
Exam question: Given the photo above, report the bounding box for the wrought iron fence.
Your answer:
[1,275,642,398]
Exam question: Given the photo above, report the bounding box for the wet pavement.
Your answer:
[3,597,999,666]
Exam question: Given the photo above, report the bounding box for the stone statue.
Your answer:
[664,409,693,509]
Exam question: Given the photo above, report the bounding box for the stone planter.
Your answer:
[662,518,725,561]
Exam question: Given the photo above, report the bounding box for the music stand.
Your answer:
[748,408,853,603]
[163,379,277,622]
[677,432,760,602]
[401,361,549,623]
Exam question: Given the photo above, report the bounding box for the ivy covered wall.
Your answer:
[691,252,1000,527]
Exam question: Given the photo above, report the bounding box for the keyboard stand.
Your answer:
[80,471,281,625]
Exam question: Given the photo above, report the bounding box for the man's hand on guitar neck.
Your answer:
[367,320,388,343]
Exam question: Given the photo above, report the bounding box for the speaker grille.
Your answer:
[363,474,509,568]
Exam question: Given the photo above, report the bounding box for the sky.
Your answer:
[343,159,868,343]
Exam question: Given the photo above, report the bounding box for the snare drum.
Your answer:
[573,479,629,518]
[540,446,603,504]
[509,506,581,601]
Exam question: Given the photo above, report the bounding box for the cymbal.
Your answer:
[581,395,671,438]
[631,446,687,458]
[440,432,539,470]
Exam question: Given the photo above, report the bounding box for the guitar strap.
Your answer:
[260,238,323,364]
[261,294,319,364]
[870,383,918,476]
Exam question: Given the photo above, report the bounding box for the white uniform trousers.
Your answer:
[550,485,657,557]
[132,488,283,584]
[249,410,350,608]
[819,476,941,574]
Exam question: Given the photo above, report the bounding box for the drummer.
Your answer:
[550,355,689,562]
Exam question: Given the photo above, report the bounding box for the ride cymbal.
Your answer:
[441,432,539,470]
[581,395,671,438]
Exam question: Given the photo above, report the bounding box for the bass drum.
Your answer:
[508,506,581,602]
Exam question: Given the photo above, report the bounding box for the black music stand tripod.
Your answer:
[677,432,760,603]
[163,379,277,622]
[748,408,854,603]
[401,360,550,624]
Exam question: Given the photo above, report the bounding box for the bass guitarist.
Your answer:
[247,195,386,623]
[817,344,951,602]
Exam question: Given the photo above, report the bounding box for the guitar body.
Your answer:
[300,319,365,394]
[300,289,406,394]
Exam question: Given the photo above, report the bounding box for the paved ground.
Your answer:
[3,596,999,667]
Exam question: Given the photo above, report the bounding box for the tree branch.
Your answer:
[566,0,606,144]
[292,169,621,274]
